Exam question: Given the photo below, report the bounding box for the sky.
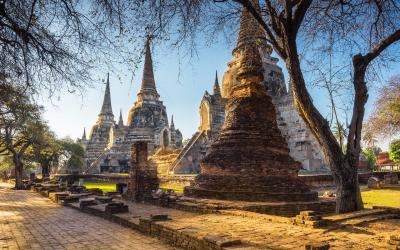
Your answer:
[38,38,399,151]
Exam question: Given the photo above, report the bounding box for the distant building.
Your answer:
[80,38,183,173]
[377,152,400,171]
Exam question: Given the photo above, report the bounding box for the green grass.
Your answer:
[361,189,400,208]
[82,182,117,193]
[159,185,184,193]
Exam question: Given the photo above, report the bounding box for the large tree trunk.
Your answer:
[13,155,24,190]
[331,159,364,213]
[41,163,50,178]
[284,47,364,213]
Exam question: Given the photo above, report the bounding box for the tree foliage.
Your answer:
[389,139,400,162]
[0,83,46,188]
[366,75,400,138]
[58,138,84,174]
[363,146,381,169]
[0,0,155,95]
[26,127,62,177]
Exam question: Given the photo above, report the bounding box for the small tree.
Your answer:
[389,140,400,163]
[363,147,379,170]
[0,84,45,189]
[59,138,84,174]
[27,128,62,178]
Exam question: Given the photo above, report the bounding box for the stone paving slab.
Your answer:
[0,182,178,250]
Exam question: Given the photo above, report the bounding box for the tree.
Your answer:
[363,147,381,170]
[0,0,147,94]
[27,128,61,178]
[0,83,45,189]
[118,0,400,213]
[389,140,400,163]
[366,75,400,138]
[58,138,84,174]
[0,155,14,180]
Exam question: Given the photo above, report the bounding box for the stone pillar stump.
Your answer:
[127,141,159,201]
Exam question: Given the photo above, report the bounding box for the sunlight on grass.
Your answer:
[159,185,184,193]
[361,189,400,208]
[83,182,116,193]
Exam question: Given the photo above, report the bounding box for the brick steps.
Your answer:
[341,213,400,226]
[324,209,388,223]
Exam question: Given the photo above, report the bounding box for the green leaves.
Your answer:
[389,140,400,162]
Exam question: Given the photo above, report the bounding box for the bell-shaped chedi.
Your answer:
[184,1,318,202]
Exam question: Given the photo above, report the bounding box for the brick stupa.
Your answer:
[184,1,318,202]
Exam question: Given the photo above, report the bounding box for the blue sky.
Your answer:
[39,38,399,150]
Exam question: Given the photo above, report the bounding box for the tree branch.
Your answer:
[364,29,400,64]
[293,0,312,35]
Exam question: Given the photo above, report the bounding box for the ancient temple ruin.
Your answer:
[81,38,183,173]
[170,4,328,174]
[184,0,318,202]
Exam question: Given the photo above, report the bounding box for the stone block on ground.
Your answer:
[60,195,79,204]
[305,242,330,250]
[94,196,113,203]
[368,177,383,189]
[105,202,129,214]
[86,188,103,195]
[150,214,169,221]
[49,192,69,203]
[79,198,97,209]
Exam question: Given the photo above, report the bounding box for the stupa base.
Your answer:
[185,174,318,202]
[184,186,318,202]
[175,195,335,217]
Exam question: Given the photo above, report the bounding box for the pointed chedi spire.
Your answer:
[234,1,265,86]
[138,36,159,102]
[234,0,266,54]
[213,70,221,96]
[118,109,124,126]
[82,127,87,140]
[170,115,175,130]
[100,73,113,116]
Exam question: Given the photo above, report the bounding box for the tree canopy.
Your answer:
[389,139,400,162]
[366,75,400,138]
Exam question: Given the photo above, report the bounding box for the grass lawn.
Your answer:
[82,182,117,193]
[159,185,184,193]
[80,181,400,208]
[361,189,400,208]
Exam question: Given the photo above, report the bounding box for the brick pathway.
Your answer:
[0,183,177,250]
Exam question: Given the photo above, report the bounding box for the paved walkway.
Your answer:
[0,183,176,250]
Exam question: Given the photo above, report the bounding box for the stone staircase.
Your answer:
[169,131,204,173]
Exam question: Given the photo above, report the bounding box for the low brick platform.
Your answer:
[171,196,336,217]
[61,196,400,249]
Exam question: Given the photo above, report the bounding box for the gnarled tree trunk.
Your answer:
[284,49,364,213]
[331,159,364,213]
[13,155,24,190]
[41,163,50,178]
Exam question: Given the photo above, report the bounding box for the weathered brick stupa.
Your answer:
[184,1,318,202]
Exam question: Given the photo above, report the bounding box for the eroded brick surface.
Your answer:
[0,183,176,250]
